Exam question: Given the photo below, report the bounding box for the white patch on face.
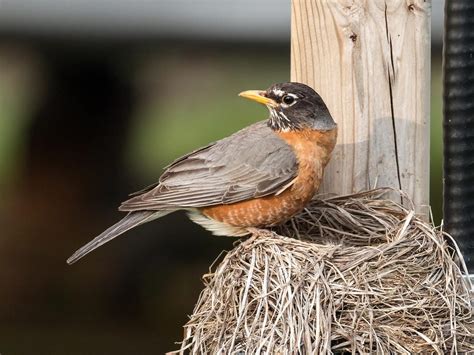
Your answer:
[272,88,285,97]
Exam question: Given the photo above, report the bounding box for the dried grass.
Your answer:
[173,188,473,354]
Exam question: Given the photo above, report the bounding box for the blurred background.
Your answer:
[0,1,444,353]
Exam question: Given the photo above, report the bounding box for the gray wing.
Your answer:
[119,121,298,211]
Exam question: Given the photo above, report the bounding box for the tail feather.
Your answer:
[67,211,168,265]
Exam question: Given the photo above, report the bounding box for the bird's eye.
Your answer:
[282,95,295,105]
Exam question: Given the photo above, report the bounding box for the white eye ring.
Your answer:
[281,93,298,106]
[282,95,295,105]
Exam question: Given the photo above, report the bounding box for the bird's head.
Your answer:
[239,82,336,132]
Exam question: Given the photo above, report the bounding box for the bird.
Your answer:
[67,82,337,265]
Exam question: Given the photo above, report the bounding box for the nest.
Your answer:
[173,189,473,354]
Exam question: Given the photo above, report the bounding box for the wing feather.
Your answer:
[120,121,298,211]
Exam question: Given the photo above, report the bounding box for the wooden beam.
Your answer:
[291,0,431,214]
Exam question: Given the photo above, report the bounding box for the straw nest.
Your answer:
[173,188,473,354]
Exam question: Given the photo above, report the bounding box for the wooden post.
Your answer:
[291,0,431,214]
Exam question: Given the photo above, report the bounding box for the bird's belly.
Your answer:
[197,128,335,236]
[200,162,323,230]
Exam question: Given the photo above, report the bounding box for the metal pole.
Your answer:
[443,0,474,271]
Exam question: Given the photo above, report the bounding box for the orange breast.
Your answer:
[201,128,337,228]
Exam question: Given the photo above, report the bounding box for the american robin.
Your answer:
[67,82,337,264]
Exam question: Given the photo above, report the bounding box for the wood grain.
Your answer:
[291,0,431,214]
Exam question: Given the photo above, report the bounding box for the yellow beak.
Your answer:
[238,90,277,107]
